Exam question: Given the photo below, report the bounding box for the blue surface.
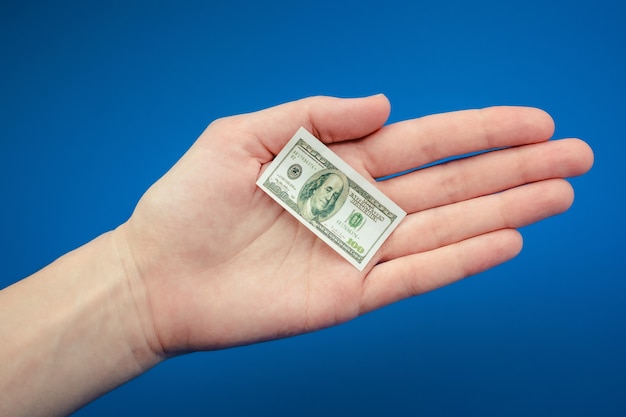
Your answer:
[1,0,624,416]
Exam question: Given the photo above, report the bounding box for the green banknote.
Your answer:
[257,127,406,271]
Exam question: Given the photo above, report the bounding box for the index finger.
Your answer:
[343,106,555,179]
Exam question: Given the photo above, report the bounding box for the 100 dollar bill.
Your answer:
[256,127,406,271]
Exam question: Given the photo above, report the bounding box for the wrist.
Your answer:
[110,223,167,364]
[0,229,164,416]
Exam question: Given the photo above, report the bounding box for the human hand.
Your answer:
[117,95,593,355]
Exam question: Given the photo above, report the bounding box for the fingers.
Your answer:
[360,177,575,313]
[354,116,594,315]
[379,178,574,262]
[378,138,594,213]
[228,94,391,159]
[360,229,523,313]
[346,106,555,179]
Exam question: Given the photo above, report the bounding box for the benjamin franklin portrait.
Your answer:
[297,169,349,222]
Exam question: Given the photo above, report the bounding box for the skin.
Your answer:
[0,95,594,416]
[309,174,344,216]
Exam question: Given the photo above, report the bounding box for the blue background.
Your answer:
[1,0,625,415]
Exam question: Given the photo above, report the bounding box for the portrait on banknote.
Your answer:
[297,169,349,223]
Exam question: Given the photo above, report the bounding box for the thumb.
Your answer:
[241,94,391,156]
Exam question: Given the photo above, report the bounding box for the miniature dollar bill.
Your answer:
[256,127,406,271]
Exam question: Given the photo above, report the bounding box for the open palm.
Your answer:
[119,95,593,354]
